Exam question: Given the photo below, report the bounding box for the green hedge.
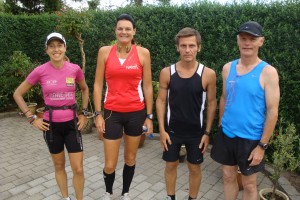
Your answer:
[0,1,299,133]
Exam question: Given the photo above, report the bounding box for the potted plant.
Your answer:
[3,51,40,114]
[36,106,45,118]
[259,118,300,200]
[75,91,95,134]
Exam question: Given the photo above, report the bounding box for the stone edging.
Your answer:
[0,111,18,119]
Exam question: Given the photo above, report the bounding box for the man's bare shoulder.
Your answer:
[204,66,216,76]
[263,64,278,74]
[262,64,279,82]
[222,62,232,71]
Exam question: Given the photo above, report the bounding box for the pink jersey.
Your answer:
[26,61,84,122]
[104,45,145,112]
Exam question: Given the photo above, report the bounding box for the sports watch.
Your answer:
[94,111,103,117]
[146,114,153,120]
[258,142,269,150]
[81,108,89,116]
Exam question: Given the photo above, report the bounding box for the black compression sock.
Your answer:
[122,164,135,195]
[103,170,115,194]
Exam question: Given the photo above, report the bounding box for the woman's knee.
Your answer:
[73,166,84,176]
[104,164,117,174]
[124,154,137,166]
[53,160,65,171]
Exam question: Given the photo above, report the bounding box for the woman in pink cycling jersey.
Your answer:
[13,32,89,200]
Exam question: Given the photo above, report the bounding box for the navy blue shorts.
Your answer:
[43,119,83,154]
[103,109,146,140]
[210,126,265,176]
[162,134,204,164]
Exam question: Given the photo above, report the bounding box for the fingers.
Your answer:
[33,118,49,131]
[199,136,209,153]
[162,135,172,151]
[77,118,87,130]
[248,147,264,166]
[95,118,105,133]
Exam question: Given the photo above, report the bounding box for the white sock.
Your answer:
[64,197,71,200]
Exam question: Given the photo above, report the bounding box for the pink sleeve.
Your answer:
[75,65,84,82]
[26,67,41,85]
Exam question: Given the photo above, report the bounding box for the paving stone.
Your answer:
[1,115,299,200]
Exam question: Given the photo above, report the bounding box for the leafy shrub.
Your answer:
[0,51,40,110]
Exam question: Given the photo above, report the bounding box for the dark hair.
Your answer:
[175,27,202,46]
[116,13,136,29]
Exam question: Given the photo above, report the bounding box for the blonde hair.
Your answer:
[63,55,70,62]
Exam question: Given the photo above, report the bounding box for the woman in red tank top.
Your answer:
[93,14,153,200]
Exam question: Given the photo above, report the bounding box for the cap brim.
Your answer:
[46,37,65,45]
[236,30,262,37]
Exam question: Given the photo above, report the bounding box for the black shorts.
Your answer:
[103,109,146,140]
[162,135,204,164]
[210,126,265,176]
[43,119,83,154]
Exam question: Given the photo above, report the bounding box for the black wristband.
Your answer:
[204,130,210,136]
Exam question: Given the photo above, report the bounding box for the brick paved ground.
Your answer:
[0,114,299,200]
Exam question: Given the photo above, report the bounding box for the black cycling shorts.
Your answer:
[103,109,146,140]
[162,134,204,164]
[211,126,265,176]
[43,119,83,154]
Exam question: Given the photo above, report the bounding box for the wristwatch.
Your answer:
[94,111,103,117]
[81,108,89,116]
[204,130,210,137]
[258,141,269,150]
[146,114,153,120]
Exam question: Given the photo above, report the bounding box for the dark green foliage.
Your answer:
[0,1,299,135]
[0,51,40,111]
[4,0,63,14]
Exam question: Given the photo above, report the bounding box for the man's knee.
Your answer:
[188,163,201,176]
[166,161,179,172]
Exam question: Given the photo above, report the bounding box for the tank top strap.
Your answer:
[170,64,176,75]
[228,59,239,78]
[252,61,268,76]
[196,63,204,77]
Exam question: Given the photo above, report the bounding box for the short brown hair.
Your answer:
[175,27,202,46]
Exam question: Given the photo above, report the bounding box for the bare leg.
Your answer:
[242,173,258,200]
[51,151,68,198]
[222,165,239,200]
[188,162,201,198]
[69,152,84,200]
[165,161,179,195]
[103,138,122,173]
[123,134,141,166]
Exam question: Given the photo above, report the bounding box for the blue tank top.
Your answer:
[222,59,268,140]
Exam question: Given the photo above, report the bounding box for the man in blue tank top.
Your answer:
[211,21,280,200]
[156,27,217,200]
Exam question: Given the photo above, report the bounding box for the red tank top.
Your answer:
[104,45,145,112]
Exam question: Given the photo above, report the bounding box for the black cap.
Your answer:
[236,21,263,37]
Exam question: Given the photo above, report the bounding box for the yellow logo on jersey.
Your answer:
[66,77,75,86]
